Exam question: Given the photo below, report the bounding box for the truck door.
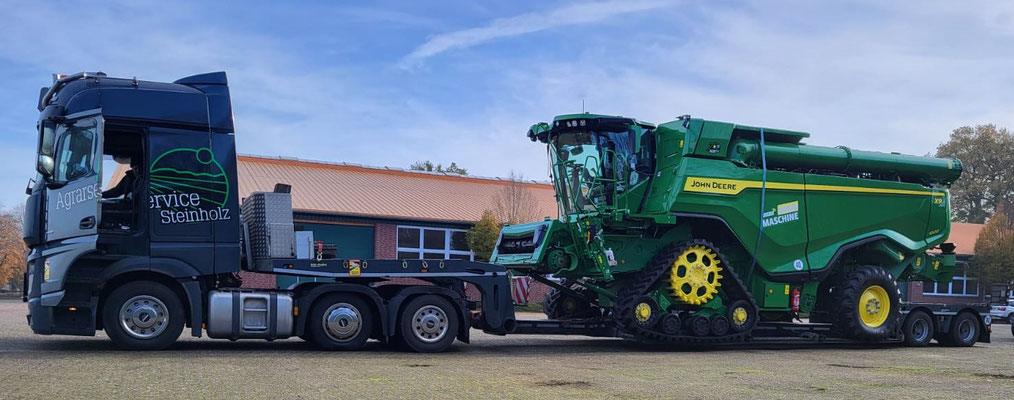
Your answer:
[44,114,103,242]
[147,128,216,276]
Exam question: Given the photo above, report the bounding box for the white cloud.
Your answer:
[400,0,675,67]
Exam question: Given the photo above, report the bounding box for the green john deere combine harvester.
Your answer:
[493,113,965,344]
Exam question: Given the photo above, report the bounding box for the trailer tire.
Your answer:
[398,295,459,353]
[832,265,900,341]
[308,294,373,351]
[901,310,934,347]
[943,312,978,347]
[101,281,184,351]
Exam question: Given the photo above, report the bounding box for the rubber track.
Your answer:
[610,239,759,344]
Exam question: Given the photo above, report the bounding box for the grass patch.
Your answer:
[515,302,544,313]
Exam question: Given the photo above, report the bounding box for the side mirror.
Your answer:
[36,155,55,179]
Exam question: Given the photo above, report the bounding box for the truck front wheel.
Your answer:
[101,281,185,350]
[398,295,459,353]
[832,265,901,341]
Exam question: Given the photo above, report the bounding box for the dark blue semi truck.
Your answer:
[22,71,517,352]
[21,72,991,351]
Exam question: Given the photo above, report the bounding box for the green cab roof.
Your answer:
[553,113,656,128]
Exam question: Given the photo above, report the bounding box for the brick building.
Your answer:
[904,222,987,304]
[233,155,557,297]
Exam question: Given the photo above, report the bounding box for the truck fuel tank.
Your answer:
[207,290,294,339]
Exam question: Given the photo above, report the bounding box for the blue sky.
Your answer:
[1,0,1013,207]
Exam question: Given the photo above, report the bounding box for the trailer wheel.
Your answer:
[398,295,459,353]
[308,294,373,351]
[832,265,900,341]
[901,310,934,347]
[942,312,979,347]
[101,281,185,350]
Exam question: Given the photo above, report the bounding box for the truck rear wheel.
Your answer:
[901,310,934,347]
[832,265,900,341]
[398,295,459,353]
[308,294,374,351]
[942,312,978,347]
[101,281,185,351]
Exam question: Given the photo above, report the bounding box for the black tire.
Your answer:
[690,314,711,337]
[308,294,374,351]
[398,295,459,353]
[727,299,757,333]
[831,265,901,341]
[632,296,660,328]
[659,313,681,335]
[543,281,597,320]
[943,312,979,347]
[710,315,730,336]
[901,310,934,347]
[102,281,185,351]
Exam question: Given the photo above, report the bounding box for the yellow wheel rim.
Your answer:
[669,245,723,305]
[731,306,748,326]
[634,302,653,323]
[859,285,890,328]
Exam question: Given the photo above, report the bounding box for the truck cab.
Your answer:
[24,72,240,337]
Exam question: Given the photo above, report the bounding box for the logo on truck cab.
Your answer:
[148,147,232,224]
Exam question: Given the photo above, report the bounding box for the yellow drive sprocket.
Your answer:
[669,244,723,305]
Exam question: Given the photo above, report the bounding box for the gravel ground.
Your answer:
[1,300,1012,399]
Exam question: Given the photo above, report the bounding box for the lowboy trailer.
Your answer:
[22,72,990,352]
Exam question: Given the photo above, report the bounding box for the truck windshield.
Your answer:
[549,129,633,214]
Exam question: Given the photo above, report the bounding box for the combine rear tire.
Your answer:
[901,310,934,347]
[832,265,900,341]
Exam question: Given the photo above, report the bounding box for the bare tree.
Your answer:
[494,171,539,225]
[0,204,27,291]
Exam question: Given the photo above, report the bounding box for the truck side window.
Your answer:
[55,126,97,182]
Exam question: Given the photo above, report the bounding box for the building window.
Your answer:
[396,226,473,261]
[922,263,979,296]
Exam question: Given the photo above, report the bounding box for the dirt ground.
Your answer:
[1,300,1011,399]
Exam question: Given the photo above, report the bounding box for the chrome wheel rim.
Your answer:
[911,318,930,342]
[323,303,363,343]
[411,305,448,343]
[957,319,975,342]
[119,295,169,340]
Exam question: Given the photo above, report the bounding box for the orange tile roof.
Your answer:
[236,155,559,224]
[946,222,984,255]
